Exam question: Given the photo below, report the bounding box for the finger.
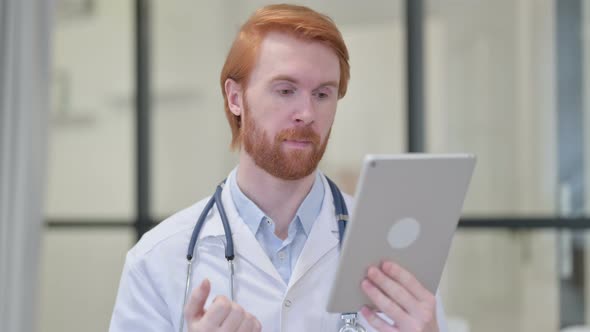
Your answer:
[253,316,262,332]
[367,266,419,316]
[204,296,233,326]
[235,317,253,332]
[361,279,410,324]
[220,302,246,331]
[184,279,211,320]
[360,306,399,332]
[381,261,432,302]
[235,313,255,332]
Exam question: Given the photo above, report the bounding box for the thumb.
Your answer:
[184,279,211,321]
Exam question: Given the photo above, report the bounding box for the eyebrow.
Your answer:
[270,75,339,89]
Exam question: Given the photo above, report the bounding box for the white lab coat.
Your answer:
[109,172,449,332]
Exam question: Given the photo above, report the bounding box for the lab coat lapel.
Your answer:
[219,175,285,285]
[288,175,339,288]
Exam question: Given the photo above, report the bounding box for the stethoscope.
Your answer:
[179,176,365,332]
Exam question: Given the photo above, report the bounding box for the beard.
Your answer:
[241,103,330,181]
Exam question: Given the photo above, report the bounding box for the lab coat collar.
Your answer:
[288,173,339,287]
[196,171,340,288]
[197,171,285,285]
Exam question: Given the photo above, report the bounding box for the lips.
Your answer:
[278,131,319,143]
[284,139,311,143]
[283,139,312,148]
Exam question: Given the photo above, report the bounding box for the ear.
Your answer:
[224,78,244,117]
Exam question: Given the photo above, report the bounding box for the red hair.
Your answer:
[220,4,350,150]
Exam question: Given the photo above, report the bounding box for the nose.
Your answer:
[293,94,314,125]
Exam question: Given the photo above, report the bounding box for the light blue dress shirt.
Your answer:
[229,168,324,284]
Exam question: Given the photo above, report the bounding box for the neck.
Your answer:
[236,152,316,239]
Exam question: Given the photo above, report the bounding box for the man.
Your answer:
[110,4,447,332]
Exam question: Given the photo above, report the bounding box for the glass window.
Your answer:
[47,1,134,220]
[428,0,590,330]
[38,229,133,332]
[440,229,560,332]
[42,2,135,332]
[425,0,557,216]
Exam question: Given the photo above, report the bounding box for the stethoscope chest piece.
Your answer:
[339,313,366,332]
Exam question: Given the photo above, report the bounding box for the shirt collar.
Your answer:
[229,167,324,236]
[296,171,324,235]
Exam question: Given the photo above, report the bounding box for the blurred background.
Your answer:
[1,0,589,331]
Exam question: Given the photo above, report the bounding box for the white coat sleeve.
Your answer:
[109,251,174,332]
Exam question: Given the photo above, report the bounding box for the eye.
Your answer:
[278,89,294,96]
[313,90,331,99]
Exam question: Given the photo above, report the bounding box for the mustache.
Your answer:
[276,127,321,145]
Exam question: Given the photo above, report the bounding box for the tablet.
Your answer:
[326,153,476,313]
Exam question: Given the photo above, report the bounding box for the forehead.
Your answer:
[248,31,340,86]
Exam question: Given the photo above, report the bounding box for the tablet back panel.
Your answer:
[326,154,476,313]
